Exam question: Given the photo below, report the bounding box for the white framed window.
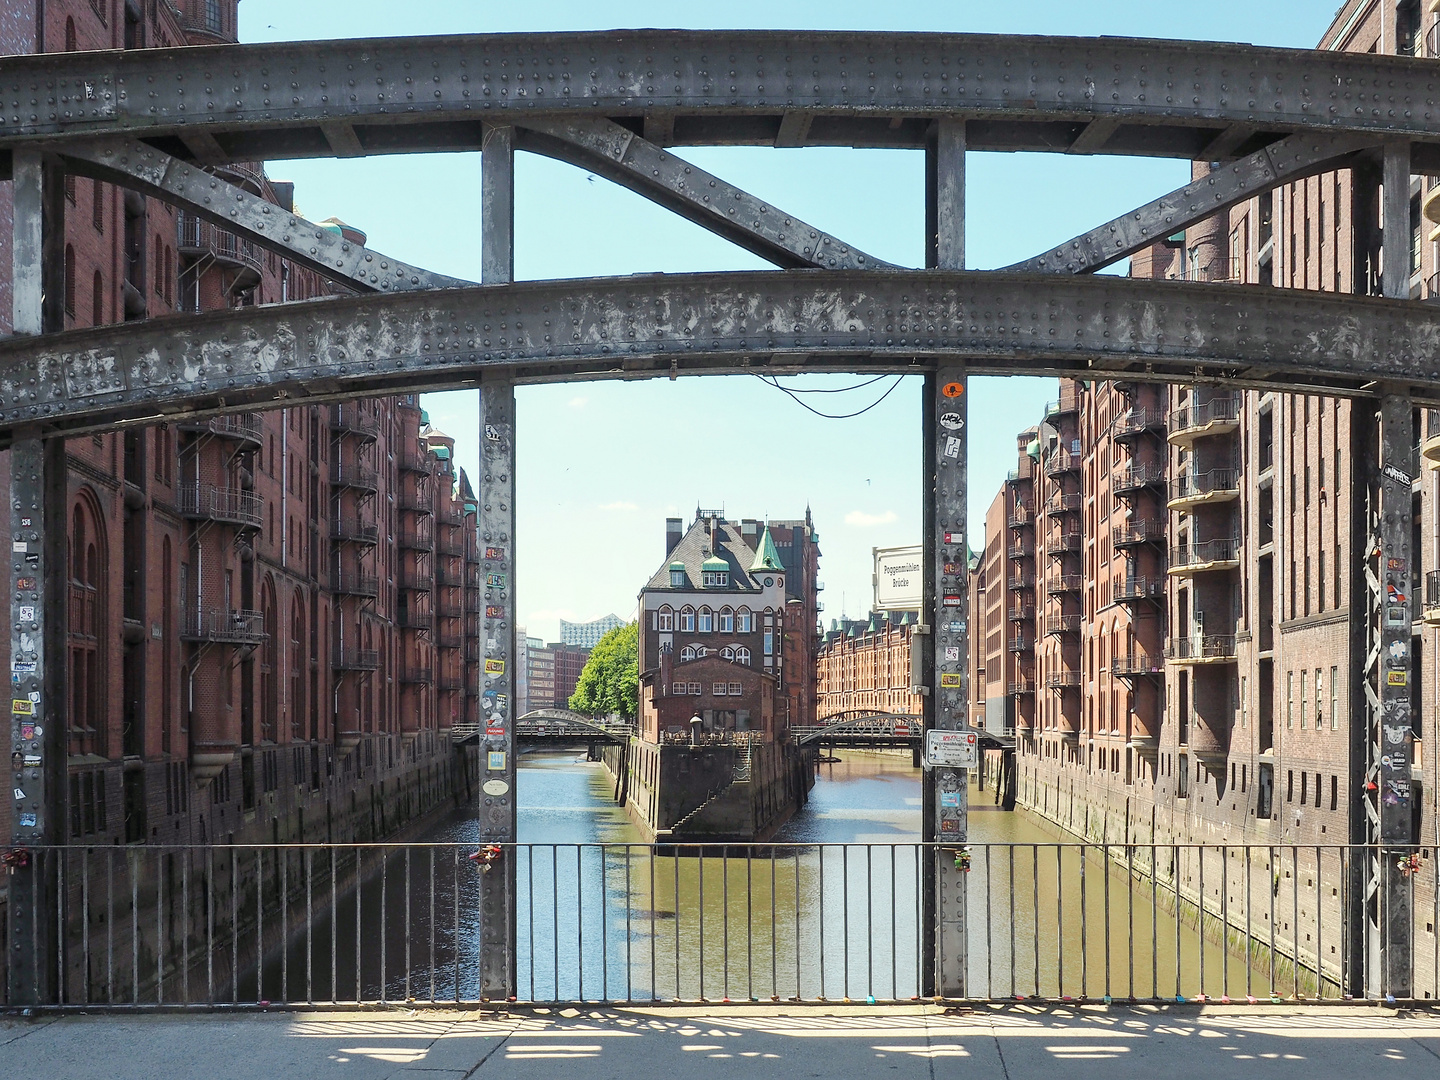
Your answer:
[657,606,674,631]
[721,646,735,660]
[1330,666,1338,730]
[713,682,728,696]
[702,569,729,587]
[763,629,774,656]
[737,608,753,634]
[698,607,713,633]
[736,647,751,665]
[694,646,708,658]
[719,607,734,633]
[1299,671,1307,730]
[680,645,697,662]
[689,681,702,695]
[670,568,685,587]
[1314,669,1322,735]
[679,607,695,632]
[728,681,742,695]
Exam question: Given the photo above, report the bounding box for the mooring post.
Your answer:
[477,123,518,1000]
[923,118,968,999]
[7,150,67,1006]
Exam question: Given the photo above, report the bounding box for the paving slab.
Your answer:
[3,1005,1440,1080]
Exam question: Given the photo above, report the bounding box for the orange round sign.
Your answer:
[941,382,964,398]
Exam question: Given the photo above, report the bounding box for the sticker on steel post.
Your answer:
[486,573,507,589]
[939,413,964,431]
[941,383,964,399]
[487,751,507,771]
[484,659,506,675]
[943,436,961,459]
[1388,671,1408,687]
[940,673,962,688]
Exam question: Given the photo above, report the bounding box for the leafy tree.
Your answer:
[568,621,639,721]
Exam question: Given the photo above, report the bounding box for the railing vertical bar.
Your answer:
[576,846,584,1001]
[915,844,923,1000]
[1009,845,1017,1000]
[795,850,802,1000]
[1268,846,1277,1000]
[1244,846,1253,1000]
[1080,844,1088,997]
[892,845,899,1002]
[354,849,363,1003]
[842,845,849,1000]
[1198,846,1206,999]
[39,853,50,1004]
[1292,846,1300,1000]
[280,849,288,1004]
[254,849,264,1005]
[815,848,822,1000]
[1126,842,1134,1002]
[651,844,659,1001]
[675,848,682,1001]
[866,845,874,999]
[451,848,460,1003]
[230,848,238,1005]
[305,849,314,1006]
[601,845,609,1003]
[1103,842,1111,1001]
[625,845,633,1003]
[552,845,560,1001]
[329,847,338,1006]
[378,850,388,1003]
[770,847,777,1001]
[698,848,705,1002]
[1222,847,1230,1000]
[746,848,753,1003]
[1032,845,1040,999]
[404,847,412,1005]
[154,850,164,1004]
[427,848,435,1004]
[81,848,91,1005]
[107,849,116,1005]
[1056,845,1064,999]
[1314,845,1323,999]
[525,845,534,1004]
[1150,842,1158,1000]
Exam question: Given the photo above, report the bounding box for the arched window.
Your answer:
[694,646,707,658]
[92,269,104,325]
[737,607,753,634]
[68,496,106,756]
[64,17,77,51]
[656,606,674,632]
[721,646,735,661]
[735,647,751,666]
[64,244,76,316]
[164,246,174,305]
[680,645,697,662]
[679,606,695,633]
[719,606,734,633]
[290,596,306,738]
[697,606,713,633]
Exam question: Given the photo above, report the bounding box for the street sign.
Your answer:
[924,728,978,769]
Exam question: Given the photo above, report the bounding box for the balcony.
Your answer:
[1007,575,1036,592]
[1047,531,1082,555]
[1007,542,1033,560]
[1169,538,1241,576]
[1006,467,1033,486]
[398,448,429,474]
[1008,604,1036,622]
[1112,653,1165,679]
[1044,450,1080,477]
[399,490,433,514]
[1113,463,1167,495]
[331,463,378,492]
[400,666,434,685]
[1113,576,1166,604]
[330,404,380,441]
[1046,574,1083,596]
[1007,636,1035,654]
[437,536,465,558]
[177,482,262,529]
[437,564,464,588]
[1168,395,1242,447]
[177,212,261,288]
[1007,681,1036,696]
[330,570,379,598]
[1113,406,1166,441]
[1423,415,1440,469]
[1113,520,1164,548]
[1045,615,1082,637]
[1044,492,1082,516]
[437,597,464,619]
[400,564,433,592]
[333,647,381,672]
[438,673,465,692]
[1169,468,1241,511]
[1045,390,1080,418]
[398,609,433,631]
[1165,636,1239,664]
[464,640,482,663]
[437,505,464,526]
[1045,670,1082,690]
[1425,570,1440,626]
[437,627,464,649]
[181,608,265,645]
[399,524,433,550]
[178,412,263,447]
[1007,506,1034,529]
[331,517,379,545]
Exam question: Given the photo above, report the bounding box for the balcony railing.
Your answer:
[1007,543,1033,560]
[177,482,262,529]
[399,525,434,550]
[1008,604,1036,622]
[400,666,434,685]
[1044,450,1080,477]
[331,518,379,544]
[1045,615,1082,636]
[398,449,429,473]
[400,565,433,592]
[1044,493,1082,515]
[437,536,465,558]
[437,627,464,649]
[1113,576,1166,603]
[1165,636,1239,663]
[1007,506,1033,528]
[1113,463,1167,492]
[1007,636,1035,654]
[437,597,464,619]
[399,490,433,514]
[330,463,378,491]
[1048,531,1082,554]
[1046,574,1083,596]
[1170,538,1241,570]
[178,412,263,445]
[1005,467,1033,485]
[398,609,433,630]
[1007,681,1036,696]
[181,608,265,645]
[1113,407,1166,439]
[1169,396,1241,440]
[330,570,379,598]
[1007,575,1036,592]
[177,212,262,279]
[1170,469,1241,504]
[1045,670,1082,689]
[331,404,381,440]
[333,647,381,672]
[1113,520,1164,547]
[1112,653,1165,678]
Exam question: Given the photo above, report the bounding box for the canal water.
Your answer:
[266,749,1290,1003]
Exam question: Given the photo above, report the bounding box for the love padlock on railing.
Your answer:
[469,845,503,873]
[1,846,31,874]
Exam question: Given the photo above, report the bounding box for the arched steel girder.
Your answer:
[7,32,1440,168]
[516,710,631,738]
[3,269,1437,443]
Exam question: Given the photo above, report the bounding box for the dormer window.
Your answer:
[701,555,729,587]
[669,561,686,588]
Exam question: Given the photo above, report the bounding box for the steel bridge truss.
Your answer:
[0,28,1430,1005]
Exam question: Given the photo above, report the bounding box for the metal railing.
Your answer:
[2,841,1406,1007]
[1045,670,1081,689]
[1007,604,1036,622]
[176,483,263,529]
[1426,569,1440,617]
[399,525,433,550]
[1113,576,1166,602]
[330,404,380,439]
[1169,395,1241,437]
[1044,450,1079,476]
[177,212,262,277]
[1113,406,1166,438]
[330,518,379,544]
[1113,520,1164,546]
[1165,635,1240,662]
[1113,463,1167,491]
[1170,469,1241,502]
[1045,615,1081,636]
[1007,636,1034,653]
[1112,653,1165,678]
[1044,492,1082,514]
[332,647,380,671]
[330,570,379,598]
[181,608,265,645]
[1170,538,1240,569]
[1007,506,1033,528]
[1046,574,1083,595]
[178,412,263,444]
[330,463,378,491]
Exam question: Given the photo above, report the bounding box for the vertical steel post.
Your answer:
[923,119,968,998]
[477,123,518,1000]
[1355,140,1417,999]
[7,151,67,1006]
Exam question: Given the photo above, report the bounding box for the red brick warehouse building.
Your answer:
[0,0,484,849]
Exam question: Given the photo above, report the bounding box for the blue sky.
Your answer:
[240,1,1343,641]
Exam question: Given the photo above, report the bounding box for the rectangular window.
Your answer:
[1240,676,1247,728]
[1314,669,1322,735]
[713,682,727,696]
[1300,671,1307,729]
[738,611,752,634]
[698,610,713,633]
[1287,672,1294,729]
[719,610,734,633]
[1301,772,1308,804]
[1330,666,1338,730]
[1330,775,1338,811]
[763,629,774,656]
[728,681,742,695]
[691,682,702,696]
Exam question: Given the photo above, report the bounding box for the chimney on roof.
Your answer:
[666,518,683,556]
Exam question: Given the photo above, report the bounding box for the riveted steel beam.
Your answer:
[5,271,1440,442]
[59,138,472,292]
[1010,131,1376,274]
[7,33,1440,165]
[517,117,890,270]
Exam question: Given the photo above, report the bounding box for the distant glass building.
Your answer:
[560,613,625,649]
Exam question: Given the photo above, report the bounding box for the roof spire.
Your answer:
[748,526,785,572]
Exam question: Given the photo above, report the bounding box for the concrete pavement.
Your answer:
[4,1004,1440,1079]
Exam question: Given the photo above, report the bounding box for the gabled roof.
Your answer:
[748,526,786,572]
[644,516,766,593]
